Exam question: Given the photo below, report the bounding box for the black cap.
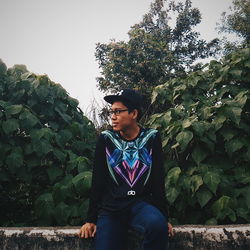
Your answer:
[104,89,143,109]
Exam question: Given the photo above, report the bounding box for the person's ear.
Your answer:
[132,109,138,120]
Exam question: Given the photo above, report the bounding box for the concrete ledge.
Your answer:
[169,224,250,250]
[0,224,249,250]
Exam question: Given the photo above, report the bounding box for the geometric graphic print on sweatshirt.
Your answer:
[101,128,157,196]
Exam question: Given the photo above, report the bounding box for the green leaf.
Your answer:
[196,189,213,208]
[166,187,179,204]
[179,175,192,193]
[56,129,73,147]
[35,193,54,225]
[212,196,231,216]
[147,113,164,125]
[182,119,192,129]
[72,141,88,154]
[35,85,50,100]
[30,128,54,141]
[234,91,248,107]
[35,193,54,212]
[192,146,208,165]
[0,100,7,108]
[225,137,244,154]
[16,165,31,182]
[162,137,169,148]
[190,175,203,193]
[2,118,19,134]
[176,130,193,151]
[32,139,53,156]
[201,107,213,119]
[19,110,39,128]
[228,208,237,222]
[55,108,72,123]
[203,171,220,194]
[52,184,73,204]
[187,74,201,87]
[223,106,242,125]
[47,167,64,183]
[171,142,179,149]
[212,198,236,222]
[212,114,226,131]
[72,171,92,195]
[0,59,7,75]
[26,157,41,169]
[24,143,34,155]
[207,131,216,142]
[67,159,78,173]
[239,176,250,185]
[5,105,23,117]
[237,208,250,222]
[151,85,163,104]
[54,202,71,225]
[6,147,23,171]
[207,157,234,171]
[200,137,215,152]
[166,167,181,186]
[53,148,67,162]
[0,143,11,161]
[192,121,209,136]
[229,69,242,78]
[77,156,91,172]
[162,111,172,127]
[220,127,238,141]
[67,97,79,107]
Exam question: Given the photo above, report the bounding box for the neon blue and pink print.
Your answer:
[102,129,157,188]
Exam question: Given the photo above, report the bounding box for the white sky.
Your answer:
[0,0,234,115]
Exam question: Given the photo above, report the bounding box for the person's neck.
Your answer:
[119,124,141,140]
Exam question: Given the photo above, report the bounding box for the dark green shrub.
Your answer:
[0,60,96,226]
[147,48,250,225]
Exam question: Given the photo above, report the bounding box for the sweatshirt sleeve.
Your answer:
[150,131,169,220]
[84,133,107,224]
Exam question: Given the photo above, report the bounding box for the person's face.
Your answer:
[109,101,137,131]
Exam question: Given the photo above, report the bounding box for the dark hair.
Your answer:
[121,99,143,121]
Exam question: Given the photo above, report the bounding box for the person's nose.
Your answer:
[111,113,117,120]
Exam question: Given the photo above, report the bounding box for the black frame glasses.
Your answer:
[108,109,129,116]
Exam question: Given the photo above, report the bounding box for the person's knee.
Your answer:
[145,213,168,235]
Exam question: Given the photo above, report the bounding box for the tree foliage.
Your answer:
[147,48,250,225]
[95,0,219,113]
[0,59,97,226]
[218,0,250,52]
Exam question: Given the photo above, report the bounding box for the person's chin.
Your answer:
[112,124,120,131]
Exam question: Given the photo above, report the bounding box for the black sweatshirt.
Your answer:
[85,126,168,224]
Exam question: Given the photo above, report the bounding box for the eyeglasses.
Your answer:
[108,109,129,116]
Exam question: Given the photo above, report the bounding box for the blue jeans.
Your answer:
[94,200,168,250]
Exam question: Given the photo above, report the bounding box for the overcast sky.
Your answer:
[0,0,234,115]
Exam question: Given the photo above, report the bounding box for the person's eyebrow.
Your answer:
[111,108,123,110]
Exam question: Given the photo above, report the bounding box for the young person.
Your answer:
[78,89,173,250]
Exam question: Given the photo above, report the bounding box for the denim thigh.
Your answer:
[95,212,129,250]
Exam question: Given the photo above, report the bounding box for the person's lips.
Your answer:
[112,123,119,126]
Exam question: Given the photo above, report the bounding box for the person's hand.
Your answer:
[168,222,174,237]
[77,222,96,238]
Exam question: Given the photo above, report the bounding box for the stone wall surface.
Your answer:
[0,224,249,250]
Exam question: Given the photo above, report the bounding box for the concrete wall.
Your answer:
[0,224,249,250]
